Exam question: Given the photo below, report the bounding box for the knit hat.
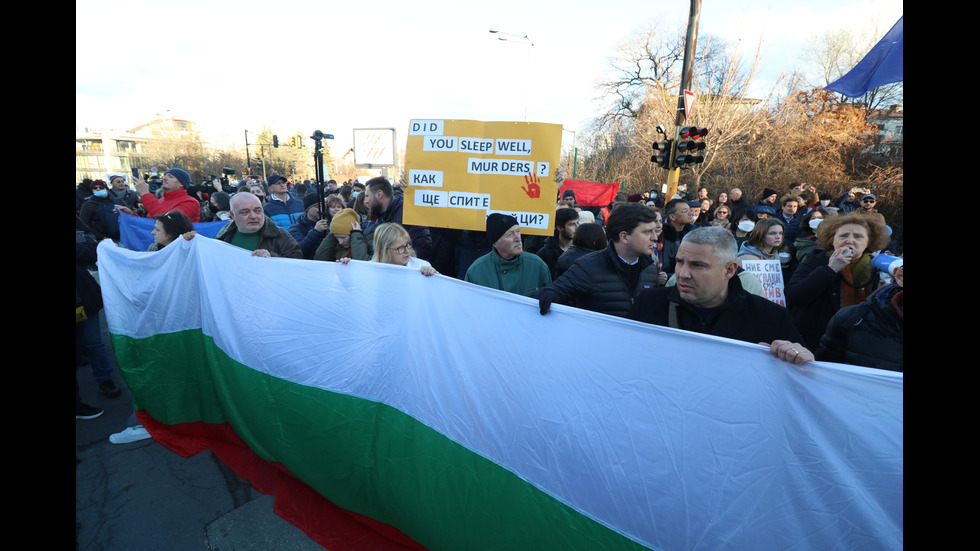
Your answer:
[330,208,359,235]
[165,168,191,188]
[761,188,778,199]
[486,213,519,246]
[303,193,320,211]
[562,189,575,199]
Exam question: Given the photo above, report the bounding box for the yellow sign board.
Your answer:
[402,119,563,236]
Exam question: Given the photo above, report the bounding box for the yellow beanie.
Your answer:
[330,208,359,235]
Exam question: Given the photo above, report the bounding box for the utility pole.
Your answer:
[664,0,702,200]
[245,129,252,175]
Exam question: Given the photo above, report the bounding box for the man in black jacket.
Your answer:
[660,198,696,275]
[538,203,665,318]
[628,226,814,365]
[535,207,580,279]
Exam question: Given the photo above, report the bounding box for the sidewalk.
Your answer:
[75,312,325,550]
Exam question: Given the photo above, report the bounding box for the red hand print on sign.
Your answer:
[522,172,541,198]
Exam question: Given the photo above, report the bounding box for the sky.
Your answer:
[76,0,902,157]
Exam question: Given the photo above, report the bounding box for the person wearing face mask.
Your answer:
[817,193,834,210]
[78,179,125,241]
[794,208,828,262]
[785,213,891,349]
[731,206,759,250]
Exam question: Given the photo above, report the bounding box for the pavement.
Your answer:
[75,310,327,551]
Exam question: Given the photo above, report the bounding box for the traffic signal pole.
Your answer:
[664,0,702,200]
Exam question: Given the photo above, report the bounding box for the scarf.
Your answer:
[838,253,875,307]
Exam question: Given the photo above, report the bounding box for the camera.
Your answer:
[221,167,236,176]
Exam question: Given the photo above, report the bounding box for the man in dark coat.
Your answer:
[660,198,696,275]
[628,226,813,365]
[535,208,580,279]
[538,203,663,318]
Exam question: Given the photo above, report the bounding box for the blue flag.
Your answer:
[825,16,903,98]
[118,214,229,252]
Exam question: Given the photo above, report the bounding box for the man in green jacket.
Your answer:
[464,213,551,298]
[216,192,303,259]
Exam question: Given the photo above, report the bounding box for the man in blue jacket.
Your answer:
[263,174,304,229]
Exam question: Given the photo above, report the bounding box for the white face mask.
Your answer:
[820,200,830,207]
[809,218,823,230]
[737,220,755,232]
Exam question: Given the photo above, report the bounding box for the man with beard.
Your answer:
[362,177,433,260]
[535,207,580,279]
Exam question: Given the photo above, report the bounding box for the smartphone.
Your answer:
[131,167,140,179]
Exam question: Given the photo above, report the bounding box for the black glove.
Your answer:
[538,289,555,315]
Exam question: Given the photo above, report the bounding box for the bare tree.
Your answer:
[586,21,772,193]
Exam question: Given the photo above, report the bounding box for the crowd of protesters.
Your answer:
[77,172,903,426]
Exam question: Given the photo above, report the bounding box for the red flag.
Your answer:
[559,179,620,207]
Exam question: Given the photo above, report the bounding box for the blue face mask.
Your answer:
[352,191,360,198]
[93,189,108,198]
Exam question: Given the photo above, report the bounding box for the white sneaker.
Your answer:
[109,425,152,444]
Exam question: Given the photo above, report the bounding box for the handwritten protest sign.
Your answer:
[403,119,563,236]
[740,259,786,306]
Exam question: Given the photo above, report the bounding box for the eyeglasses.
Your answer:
[862,199,876,203]
[91,186,106,190]
[390,243,413,254]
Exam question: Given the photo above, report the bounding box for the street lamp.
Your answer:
[562,128,578,179]
[489,29,535,121]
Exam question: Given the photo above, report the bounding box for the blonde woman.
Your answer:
[371,223,437,276]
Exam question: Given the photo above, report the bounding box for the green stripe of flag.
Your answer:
[111,329,657,551]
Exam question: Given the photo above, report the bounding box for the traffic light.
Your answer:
[674,127,707,169]
[651,139,673,169]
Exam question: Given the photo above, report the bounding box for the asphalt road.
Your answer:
[75,310,326,551]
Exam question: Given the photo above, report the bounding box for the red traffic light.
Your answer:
[679,127,708,140]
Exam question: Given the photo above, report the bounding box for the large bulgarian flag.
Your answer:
[97,237,903,551]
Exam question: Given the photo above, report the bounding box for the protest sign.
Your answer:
[403,119,563,236]
[740,259,786,306]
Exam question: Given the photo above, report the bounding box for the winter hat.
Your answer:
[303,193,320,211]
[330,208,359,235]
[165,168,191,188]
[486,213,519,246]
[627,193,644,203]
[562,189,576,199]
[761,188,778,199]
